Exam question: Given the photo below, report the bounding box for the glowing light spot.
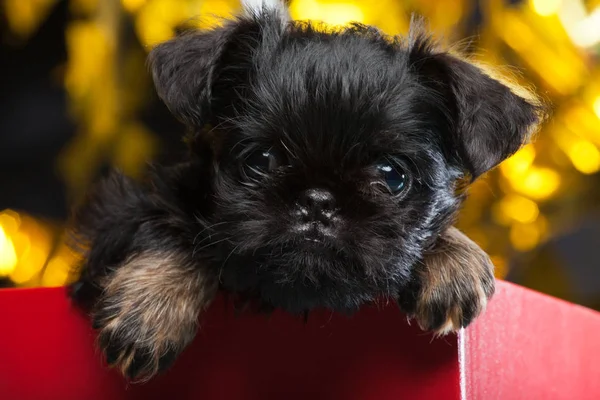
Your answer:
[510,222,541,251]
[10,245,49,285]
[568,140,600,174]
[190,0,237,30]
[42,257,72,287]
[0,210,21,234]
[523,168,561,199]
[7,216,53,286]
[510,167,561,200]
[593,96,600,119]
[112,123,157,177]
[531,0,562,17]
[320,4,364,26]
[498,195,540,224]
[501,146,560,200]
[0,226,18,277]
[4,0,58,38]
[134,0,189,46]
[510,215,548,252]
[558,0,600,48]
[502,15,535,52]
[501,144,536,176]
[121,0,147,13]
[290,0,364,26]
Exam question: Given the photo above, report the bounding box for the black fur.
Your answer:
[69,9,543,379]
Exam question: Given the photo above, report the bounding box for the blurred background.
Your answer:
[1,0,599,309]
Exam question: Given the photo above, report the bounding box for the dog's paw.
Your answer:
[89,252,217,380]
[91,287,204,381]
[92,294,193,381]
[401,227,495,336]
[412,264,494,336]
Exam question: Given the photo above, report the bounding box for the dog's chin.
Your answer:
[216,236,407,314]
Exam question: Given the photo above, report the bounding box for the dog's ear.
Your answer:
[148,4,288,128]
[407,28,547,180]
[147,22,254,128]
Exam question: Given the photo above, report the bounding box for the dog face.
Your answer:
[148,12,542,313]
[204,27,464,313]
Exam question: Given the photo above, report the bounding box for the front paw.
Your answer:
[412,266,494,336]
[92,296,190,381]
[88,252,217,380]
[401,227,495,336]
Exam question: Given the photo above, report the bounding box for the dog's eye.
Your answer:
[244,149,279,176]
[376,160,408,194]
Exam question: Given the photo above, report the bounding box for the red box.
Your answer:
[0,280,599,399]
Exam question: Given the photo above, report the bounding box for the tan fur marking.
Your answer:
[414,226,495,336]
[95,251,217,381]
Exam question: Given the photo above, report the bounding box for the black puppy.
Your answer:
[69,0,544,381]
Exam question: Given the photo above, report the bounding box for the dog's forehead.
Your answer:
[258,32,410,100]
[241,33,433,158]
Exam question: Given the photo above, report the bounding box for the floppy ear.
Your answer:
[147,4,288,128]
[147,22,251,127]
[407,30,547,180]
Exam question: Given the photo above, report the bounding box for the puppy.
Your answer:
[68,0,544,381]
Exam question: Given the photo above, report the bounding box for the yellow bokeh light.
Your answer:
[559,1,600,48]
[501,145,560,200]
[497,10,586,95]
[64,22,112,101]
[121,0,147,13]
[3,0,58,38]
[512,167,561,200]
[510,222,541,251]
[497,195,540,224]
[41,239,82,287]
[0,226,18,277]
[510,215,548,252]
[492,205,512,226]
[0,211,55,286]
[568,140,600,174]
[320,4,364,26]
[135,0,190,46]
[501,13,535,52]
[0,210,21,234]
[501,144,536,176]
[113,123,157,177]
[593,96,600,119]
[189,0,239,30]
[10,245,50,285]
[42,257,72,287]
[290,0,365,26]
[531,0,562,17]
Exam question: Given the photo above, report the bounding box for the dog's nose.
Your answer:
[298,188,336,223]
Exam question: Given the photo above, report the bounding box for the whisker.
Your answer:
[193,221,230,244]
[219,244,241,283]
[279,139,297,161]
[192,236,232,257]
[341,142,362,164]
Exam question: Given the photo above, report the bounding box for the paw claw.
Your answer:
[92,299,189,381]
[402,227,496,336]
[410,277,493,336]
